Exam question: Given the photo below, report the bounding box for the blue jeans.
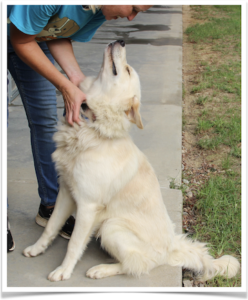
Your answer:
[8,40,59,206]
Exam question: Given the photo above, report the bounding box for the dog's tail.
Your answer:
[167,234,240,281]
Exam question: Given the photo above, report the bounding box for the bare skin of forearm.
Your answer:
[46,39,86,86]
[12,39,72,91]
[10,24,86,125]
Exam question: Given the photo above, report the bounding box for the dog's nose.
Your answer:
[117,40,125,47]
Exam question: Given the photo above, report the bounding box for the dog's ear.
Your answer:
[125,96,143,129]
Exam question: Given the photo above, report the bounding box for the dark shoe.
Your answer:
[35,204,75,240]
[60,215,75,239]
[7,218,15,252]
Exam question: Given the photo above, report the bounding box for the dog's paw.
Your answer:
[86,265,105,279]
[48,266,72,282]
[23,245,44,257]
[86,264,121,279]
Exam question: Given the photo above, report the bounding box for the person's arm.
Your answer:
[46,38,86,87]
[10,23,85,126]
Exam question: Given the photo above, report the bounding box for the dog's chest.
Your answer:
[55,135,140,204]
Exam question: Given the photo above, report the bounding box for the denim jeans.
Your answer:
[8,40,59,206]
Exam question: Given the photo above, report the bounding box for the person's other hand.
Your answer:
[61,82,87,126]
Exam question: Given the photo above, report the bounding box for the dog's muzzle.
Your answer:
[109,40,125,48]
[110,40,125,76]
[117,40,125,47]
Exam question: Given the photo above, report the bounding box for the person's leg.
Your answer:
[8,40,58,207]
[7,40,74,238]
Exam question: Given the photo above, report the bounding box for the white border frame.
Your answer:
[1,0,247,296]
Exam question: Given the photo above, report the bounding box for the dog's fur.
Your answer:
[23,40,240,282]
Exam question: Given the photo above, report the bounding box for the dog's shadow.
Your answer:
[84,238,115,264]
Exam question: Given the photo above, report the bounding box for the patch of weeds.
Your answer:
[205,273,241,287]
[230,145,241,158]
[200,61,208,67]
[201,109,209,117]
[191,5,209,20]
[195,95,208,105]
[182,114,186,130]
[196,119,213,133]
[214,5,241,15]
[192,62,241,96]
[193,174,241,287]
[202,62,241,96]
[221,154,232,170]
[170,178,179,189]
[170,178,188,194]
[196,109,241,152]
[214,114,241,146]
[197,136,222,150]
[182,84,186,100]
[186,6,241,44]
[223,95,231,103]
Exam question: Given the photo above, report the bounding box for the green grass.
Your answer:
[185,17,241,44]
[191,61,241,96]
[189,6,241,158]
[193,173,241,287]
[186,5,241,45]
[195,95,209,105]
[183,5,242,287]
[194,174,241,255]
[196,111,241,154]
[221,154,231,170]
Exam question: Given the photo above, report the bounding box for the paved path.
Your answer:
[7,5,183,289]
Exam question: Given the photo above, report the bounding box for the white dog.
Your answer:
[23,40,240,282]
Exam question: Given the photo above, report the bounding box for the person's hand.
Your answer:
[61,81,87,126]
[69,72,86,88]
[10,27,87,126]
[46,38,87,125]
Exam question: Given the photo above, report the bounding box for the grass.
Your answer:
[196,111,241,154]
[187,5,241,157]
[182,5,242,287]
[194,174,241,256]
[186,5,241,45]
[195,95,209,105]
[191,61,241,96]
[193,172,241,287]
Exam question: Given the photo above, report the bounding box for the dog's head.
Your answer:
[79,40,143,138]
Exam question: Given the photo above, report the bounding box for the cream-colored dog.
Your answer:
[23,40,240,282]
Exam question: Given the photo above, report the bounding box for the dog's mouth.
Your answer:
[81,102,96,122]
[110,44,118,76]
[109,40,125,76]
[81,103,89,112]
[112,60,117,76]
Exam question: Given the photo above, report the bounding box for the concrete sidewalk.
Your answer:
[7,5,183,289]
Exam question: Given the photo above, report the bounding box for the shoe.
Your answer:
[35,203,75,240]
[7,218,15,252]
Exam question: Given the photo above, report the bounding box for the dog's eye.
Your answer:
[126,67,130,75]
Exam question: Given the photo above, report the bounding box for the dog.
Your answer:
[23,40,240,282]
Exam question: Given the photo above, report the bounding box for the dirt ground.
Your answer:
[181,6,221,287]
[182,5,212,236]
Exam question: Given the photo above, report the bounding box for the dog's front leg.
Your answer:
[48,203,97,282]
